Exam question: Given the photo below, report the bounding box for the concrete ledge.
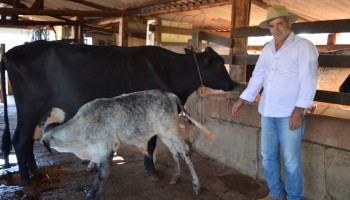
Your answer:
[304,115,350,150]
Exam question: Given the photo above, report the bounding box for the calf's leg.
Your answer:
[172,137,200,195]
[159,137,181,184]
[144,135,157,174]
[86,152,113,200]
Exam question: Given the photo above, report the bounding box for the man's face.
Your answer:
[268,17,292,43]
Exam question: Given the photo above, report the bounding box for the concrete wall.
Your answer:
[185,93,350,200]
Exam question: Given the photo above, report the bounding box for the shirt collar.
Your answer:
[269,32,296,51]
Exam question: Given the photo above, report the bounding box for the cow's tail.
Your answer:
[166,92,214,142]
[1,58,11,167]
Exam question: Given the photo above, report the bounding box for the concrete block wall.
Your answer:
[185,93,350,200]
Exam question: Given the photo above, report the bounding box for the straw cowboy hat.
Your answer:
[259,5,299,29]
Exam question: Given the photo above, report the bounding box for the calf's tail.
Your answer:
[1,58,12,166]
[166,92,214,142]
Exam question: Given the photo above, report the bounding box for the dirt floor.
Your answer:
[0,104,269,200]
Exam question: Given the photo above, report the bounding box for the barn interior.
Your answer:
[0,0,350,200]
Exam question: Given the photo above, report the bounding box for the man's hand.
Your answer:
[231,98,244,117]
[289,107,305,131]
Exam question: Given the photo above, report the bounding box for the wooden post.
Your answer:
[0,44,4,103]
[155,19,162,46]
[75,23,84,44]
[230,0,251,82]
[112,17,128,46]
[119,17,128,47]
[190,29,202,52]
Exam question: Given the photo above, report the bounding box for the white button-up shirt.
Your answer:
[240,32,319,117]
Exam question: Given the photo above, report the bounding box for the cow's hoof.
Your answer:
[85,188,96,199]
[29,169,46,180]
[96,194,104,200]
[193,186,201,196]
[145,172,160,182]
[23,185,39,197]
[2,163,11,169]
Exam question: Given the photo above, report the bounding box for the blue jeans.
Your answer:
[261,115,305,200]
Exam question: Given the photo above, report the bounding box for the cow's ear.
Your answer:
[184,48,194,54]
[204,47,214,53]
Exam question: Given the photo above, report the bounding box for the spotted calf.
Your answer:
[40,90,214,199]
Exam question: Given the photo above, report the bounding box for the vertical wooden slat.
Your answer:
[0,44,4,103]
[190,29,202,52]
[119,17,128,47]
[230,0,251,82]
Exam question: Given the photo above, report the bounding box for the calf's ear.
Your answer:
[43,140,52,154]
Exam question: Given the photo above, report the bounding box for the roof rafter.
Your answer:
[130,0,232,17]
[66,0,123,12]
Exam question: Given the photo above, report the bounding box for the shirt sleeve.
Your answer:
[240,48,266,102]
[295,41,319,108]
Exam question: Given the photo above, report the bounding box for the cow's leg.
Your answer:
[12,126,39,196]
[158,137,181,184]
[86,151,113,200]
[27,142,37,171]
[172,137,200,196]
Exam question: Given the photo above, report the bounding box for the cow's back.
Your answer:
[3,41,184,118]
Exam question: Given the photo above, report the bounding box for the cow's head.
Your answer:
[185,47,237,91]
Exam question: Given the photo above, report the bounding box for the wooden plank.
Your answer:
[234,19,350,38]
[199,31,232,48]
[318,55,350,68]
[0,20,78,26]
[161,26,192,35]
[134,0,232,17]
[66,0,122,11]
[0,8,124,17]
[231,83,350,106]
[229,54,350,68]
[315,90,350,106]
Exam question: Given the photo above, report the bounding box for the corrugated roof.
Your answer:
[1,0,349,36]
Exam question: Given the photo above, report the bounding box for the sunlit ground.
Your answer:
[0,154,17,165]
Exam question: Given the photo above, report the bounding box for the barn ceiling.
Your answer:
[1,0,350,38]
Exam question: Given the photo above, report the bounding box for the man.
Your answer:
[231,5,318,200]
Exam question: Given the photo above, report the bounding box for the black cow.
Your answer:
[1,40,236,195]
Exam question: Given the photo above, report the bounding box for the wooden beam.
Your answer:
[160,26,192,35]
[230,82,350,106]
[199,31,232,48]
[126,0,177,11]
[66,0,123,12]
[133,0,232,17]
[0,0,27,8]
[318,55,350,68]
[234,19,350,38]
[30,0,44,9]
[315,90,350,106]
[0,20,78,26]
[0,8,124,17]
[230,54,350,68]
